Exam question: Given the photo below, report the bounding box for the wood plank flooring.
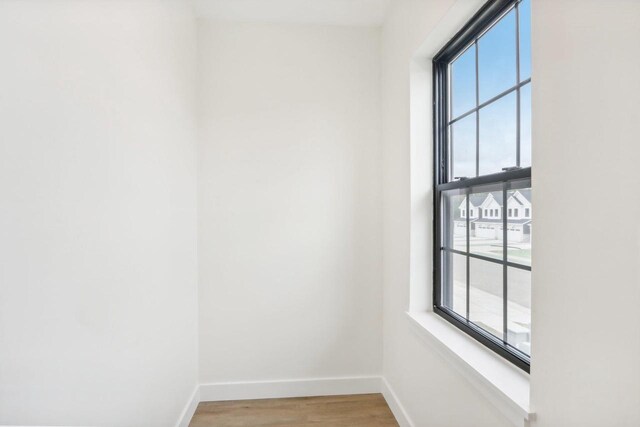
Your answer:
[189,394,399,426]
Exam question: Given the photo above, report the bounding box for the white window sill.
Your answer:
[405,311,533,427]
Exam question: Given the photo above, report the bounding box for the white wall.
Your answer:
[0,2,199,426]
[530,1,640,425]
[197,22,383,384]
[3,1,638,426]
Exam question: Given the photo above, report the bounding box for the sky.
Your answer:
[449,0,531,179]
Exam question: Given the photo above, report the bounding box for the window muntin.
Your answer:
[434,0,532,371]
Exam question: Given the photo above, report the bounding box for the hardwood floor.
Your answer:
[189,394,399,426]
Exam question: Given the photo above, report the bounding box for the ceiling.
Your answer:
[191,0,392,26]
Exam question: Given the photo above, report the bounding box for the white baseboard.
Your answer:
[176,385,200,427]
[381,378,414,427]
[199,376,382,402]
[178,376,404,427]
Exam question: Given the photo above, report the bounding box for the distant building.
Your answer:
[455,190,532,242]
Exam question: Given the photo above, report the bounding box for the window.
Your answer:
[433,0,532,371]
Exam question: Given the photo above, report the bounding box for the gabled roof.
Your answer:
[469,194,487,207]
[513,189,531,204]
[459,189,530,209]
[488,191,504,206]
[510,196,523,206]
[470,191,504,207]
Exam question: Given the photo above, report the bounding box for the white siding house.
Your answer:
[455,190,532,242]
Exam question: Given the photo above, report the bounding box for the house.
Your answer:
[455,190,532,242]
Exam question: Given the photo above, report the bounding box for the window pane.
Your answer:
[434,0,532,368]
[468,184,503,261]
[479,91,517,175]
[520,83,531,167]
[451,113,476,179]
[507,183,531,266]
[451,45,476,118]
[478,10,517,103]
[469,258,503,339]
[442,188,467,252]
[507,267,531,356]
[518,0,531,81]
[442,251,467,318]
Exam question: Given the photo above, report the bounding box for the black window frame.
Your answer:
[433,0,531,372]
